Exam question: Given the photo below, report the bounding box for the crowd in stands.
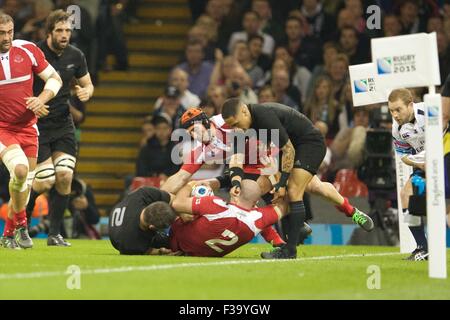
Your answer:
[136,0,450,188]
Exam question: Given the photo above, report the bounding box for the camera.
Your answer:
[358,129,396,190]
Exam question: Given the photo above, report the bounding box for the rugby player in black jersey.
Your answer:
[222,98,373,259]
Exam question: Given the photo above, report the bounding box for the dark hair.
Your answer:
[142,201,176,230]
[45,9,72,34]
[248,34,264,44]
[244,10,261,20]
[221,98,242,119]
[0,14,14,25]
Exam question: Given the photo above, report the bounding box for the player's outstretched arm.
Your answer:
[161,169,193,194]
[172,183,195,214]
[75,73,95,102]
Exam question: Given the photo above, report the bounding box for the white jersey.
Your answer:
[392,102,425,157]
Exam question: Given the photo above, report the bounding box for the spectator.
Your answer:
[226,66,258,104]
[262,58,301,105]
[308,41,339,99]
[248,34,272,72]
[1,0,30,33]
[187,24,215,61]
[330,107,370,171]
[231,40,264,88]
[139,116,155,148]
[200,100,216,118]
[344,0,365,34]
[257,85,277,103]
[176,41,214,99]
[195,14,219,45]
[282,16,322,72]
[304,76,340,139]
[337,81,355,130]
[338,26,369,65]
[336,8,357,31]
[69,177,100,239]
[271,68,299,110]
[251,0,284,41]
[273,46,311,104]
[382,14,402,37]
[397,0,422,34]
[206,84,227,114]
[328,53,349,101]
[19,0,54,41]
[136,116,180,179]
[153,86,185,130]
[228,10,275,56]
[427,15,444,33]
[155,68,201,110]
[97,0,129,71]
[300,0,336,41]
[210,50,240,86]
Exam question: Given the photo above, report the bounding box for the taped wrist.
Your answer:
[215,175,231,189]
[231,179,241,189]
[230,167,244,181]
[275,171,290,190]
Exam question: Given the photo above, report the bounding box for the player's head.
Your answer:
[388,88,414,125]
[234,179,261,208]
[0,14,14,53]
[180,108,212,143]
[140,201,177,231]
[222,98,252,130]
[46,10,72,51]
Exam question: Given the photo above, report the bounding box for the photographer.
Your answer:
[68,177,100,239]
[225,66,258,104]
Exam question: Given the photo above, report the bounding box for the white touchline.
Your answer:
[0,252,402,280]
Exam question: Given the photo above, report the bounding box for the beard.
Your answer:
[52,38,68,51]
[0,41,11,53]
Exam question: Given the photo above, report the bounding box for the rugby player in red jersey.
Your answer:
[0,14,63,249]
[170,179,288,257]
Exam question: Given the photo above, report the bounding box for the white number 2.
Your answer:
[111,207,126,227]
[205,229,238,253]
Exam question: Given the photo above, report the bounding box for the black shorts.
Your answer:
[292,137,326,175]
[37,116,77,163]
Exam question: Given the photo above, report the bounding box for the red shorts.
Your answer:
[0,125,39,158]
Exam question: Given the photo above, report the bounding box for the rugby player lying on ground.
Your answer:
[169,179,289,257]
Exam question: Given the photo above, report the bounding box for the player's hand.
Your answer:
[158,248,183,256]
[35,105,49,118]
[75,85,90,102]
[25,96,45,113]
[215,48,224,62]
[270,186,286,204]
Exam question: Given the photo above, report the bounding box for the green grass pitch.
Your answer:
[0,240,449,300]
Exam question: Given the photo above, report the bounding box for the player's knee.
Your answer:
[14,164,29,182]
[55,171,73,189]
[54,154,76,175]
[34,163,56,192]
[306,180,323,195]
